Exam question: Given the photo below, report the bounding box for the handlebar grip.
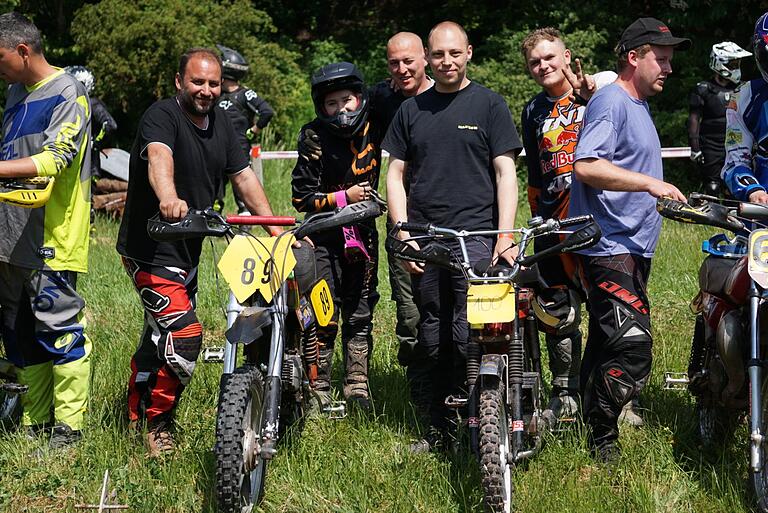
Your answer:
[225,215,296,226]
[739,202,768,221]
[399,222,432,233]
[558,215,593,227]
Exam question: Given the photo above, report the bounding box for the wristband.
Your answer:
[498,233,515,239]
[268,227,281,237]
[334,190,348,207]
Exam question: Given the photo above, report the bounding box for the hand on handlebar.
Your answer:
[159,198,189,222]
[647,178,686,203]
[399,231,425,274]
[749,190,768,204]
[346,181,373,203]
[492,237,519,267]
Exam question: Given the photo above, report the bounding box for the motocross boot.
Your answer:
[542,388,580,428]
[309,347,333,414]
[343,336,371,409]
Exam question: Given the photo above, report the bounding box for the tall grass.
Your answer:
[0,159,753,512]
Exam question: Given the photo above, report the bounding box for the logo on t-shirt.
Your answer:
[37,247,55,259]
[457,124,478,130]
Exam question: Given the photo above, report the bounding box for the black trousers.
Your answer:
[313,231,379,350]
[579,254,653,451]
[407,237,492,430]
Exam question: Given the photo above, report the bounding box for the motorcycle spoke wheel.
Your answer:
[751,376,768,513]
[479,379,513,513]
[214,365,268,513]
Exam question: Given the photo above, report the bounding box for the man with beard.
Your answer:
[384,21,522,451]
[116,48,282,456]
[570,18,689,462]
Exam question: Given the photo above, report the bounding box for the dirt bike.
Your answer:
[658,193,768,512]
[147,198,384,513]
[386,214,600,513]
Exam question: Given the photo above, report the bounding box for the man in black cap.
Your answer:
[569,17,689,462]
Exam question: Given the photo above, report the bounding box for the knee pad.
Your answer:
[600,362,637,407]
[533,287,581,335]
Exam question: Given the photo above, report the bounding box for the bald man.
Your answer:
[383,21,522,452]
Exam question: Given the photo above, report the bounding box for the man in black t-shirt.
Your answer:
[116,48,282,457]
[383,21,522,451]
[688,42,751,196]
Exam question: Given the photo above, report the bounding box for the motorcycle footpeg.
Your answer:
[324,400,347,420]
[445,394,468,409]
[663,372,689,390]
[0,382,28,394]
[202,347,225,363]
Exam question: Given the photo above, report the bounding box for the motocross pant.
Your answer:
[579,254,653,453]
[408,237,492,431]
[122,258,202,423]
[313,231,379,397]
[0,263,91,430]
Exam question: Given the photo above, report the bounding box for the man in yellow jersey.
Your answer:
[0,12,92,449]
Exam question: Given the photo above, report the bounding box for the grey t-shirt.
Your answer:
[569,83,663,258]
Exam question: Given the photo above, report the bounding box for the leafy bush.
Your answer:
[72,0,312,146]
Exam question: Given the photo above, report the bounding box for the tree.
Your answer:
[72,0,312,145]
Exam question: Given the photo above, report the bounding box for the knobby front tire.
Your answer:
[214,365,268,513]
[479,379,513,513]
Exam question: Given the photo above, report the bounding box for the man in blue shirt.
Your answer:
[570,17,688,462]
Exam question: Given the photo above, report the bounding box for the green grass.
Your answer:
[0,160,756,512]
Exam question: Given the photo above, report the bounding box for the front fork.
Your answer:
[749,282,765,472]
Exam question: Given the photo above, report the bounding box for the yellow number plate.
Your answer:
[217,234,297,303]
[309,279,334,327]
[466,283,516,324]
[749,229,768,288]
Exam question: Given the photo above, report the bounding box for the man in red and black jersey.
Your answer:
[520,28,618,424]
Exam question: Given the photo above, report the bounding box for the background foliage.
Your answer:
[9,0,765,172]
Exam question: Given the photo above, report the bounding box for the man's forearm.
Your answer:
[386,159,409,224]
[494,153,518,229]
[0,157,40,178]
[147,144,179,203]
[574,158,654,192]
[231,168,276,218]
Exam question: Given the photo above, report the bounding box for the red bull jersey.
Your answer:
[521,91,584,220]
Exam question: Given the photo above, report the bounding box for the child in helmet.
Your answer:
[291,62,383,409]
[688,41,751,196]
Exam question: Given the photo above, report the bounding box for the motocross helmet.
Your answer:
[532,288,580,336]
[216,44,249,81]
[64,65,94,94]
[753,13,768,82]
[310,62,369,138]
[710,42,751,84]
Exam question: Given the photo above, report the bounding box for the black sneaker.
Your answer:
[49,423,82,450]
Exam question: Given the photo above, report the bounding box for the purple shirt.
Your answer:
[569,83,663,258]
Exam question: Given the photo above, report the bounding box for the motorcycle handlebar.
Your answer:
[399,222,432,233]
[739,202,768,221]
[225,215,296,226]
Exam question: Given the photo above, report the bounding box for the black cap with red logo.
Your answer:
[617,17,691,54]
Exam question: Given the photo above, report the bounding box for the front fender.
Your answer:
[478,354,506,385]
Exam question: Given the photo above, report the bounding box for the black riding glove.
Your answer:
[298,128,322,161]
